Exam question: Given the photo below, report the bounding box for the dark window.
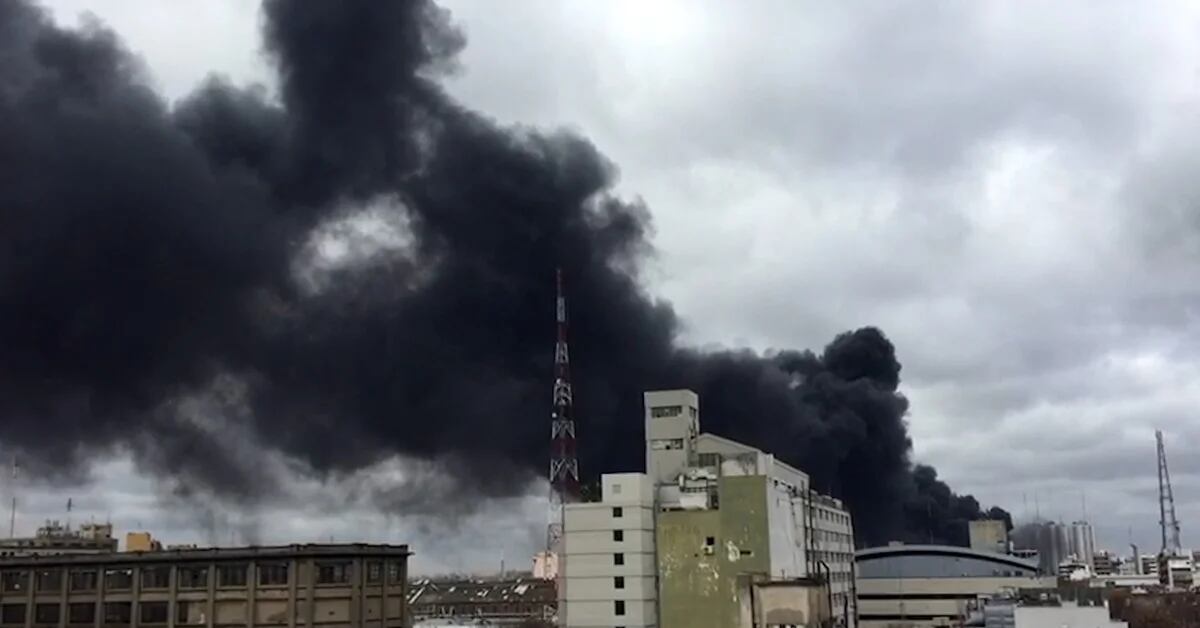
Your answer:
[34,603,59,624]
[141,566,170,589]
[613,530,624,542]
[612,507,623,518]
[613,553,624,566]
[614,600,626,616]
[1,604,24,624]
[69,570,96,592]
[258,563,288,586]
[178,566,208,589]
[35,569,62,592]
[316,562,350,584]
[176,602,196,625]
[140,602,168,624]
[366,561,382,583]
[104,568,132,590]
[387,561,402,584]
[614,576,625,589]
[104,602,131,624]
[2,571,27,592]
[217,564,247,587]
[68,604,94,624]
[705,536,715,546]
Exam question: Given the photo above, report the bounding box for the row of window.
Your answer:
[812,550,853,566]
[0,561,402,593]
[814,508,851,527]
[648,405,696,418]
[815,529,853,545]
[0,600,203,625]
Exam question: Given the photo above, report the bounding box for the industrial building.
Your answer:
[0,543,410,628]
[855,544,1054,628]
[561,389,854,628]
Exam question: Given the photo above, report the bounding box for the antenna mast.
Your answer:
[1156,430,1182,555]
[547,269,579,622]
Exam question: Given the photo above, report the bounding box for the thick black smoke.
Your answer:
[0,0,1002,546]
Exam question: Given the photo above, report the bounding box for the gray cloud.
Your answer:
[34,0,1200,555]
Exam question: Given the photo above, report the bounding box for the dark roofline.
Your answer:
[0,543,410,568]
[855,544,1038,571]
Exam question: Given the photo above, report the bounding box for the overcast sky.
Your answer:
[26,0,1200,568]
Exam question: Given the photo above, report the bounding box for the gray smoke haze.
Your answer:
[0,0,1003,546]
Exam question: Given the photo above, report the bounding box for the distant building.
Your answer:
[969,520,1009,554]
[1092,550,1115,576]
[124,532,162,553]
[855,544,1054,628]
[408,576,554,625]
[0,521,117,557]
[1068,521,1096,568]
[0,543,409,627]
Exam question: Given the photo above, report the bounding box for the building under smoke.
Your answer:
[0,0,1007,546]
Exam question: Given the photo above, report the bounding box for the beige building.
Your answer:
[0,543,409,628]
[968,520,1008,554]
[125,535,162,554]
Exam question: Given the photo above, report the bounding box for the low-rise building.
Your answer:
[0,543,409,628]
[0,522,117,558]
[855,544,1054,628]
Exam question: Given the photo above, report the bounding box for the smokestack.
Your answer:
[0,0,1005,545]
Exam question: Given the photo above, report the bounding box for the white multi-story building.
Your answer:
[562,473,657,628]
[562,389,857,628]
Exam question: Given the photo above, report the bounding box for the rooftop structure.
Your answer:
[408,576,554,625]
[0,521,116,558]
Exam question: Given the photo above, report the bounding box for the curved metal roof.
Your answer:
[855,544,1038,571]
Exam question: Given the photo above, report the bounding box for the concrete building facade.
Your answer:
[0,544,410,628]
[648,391,854,628]
[856,544,1054,628]
[562,473,657,628]
[969,520,1009,555]
[561,389,855,628]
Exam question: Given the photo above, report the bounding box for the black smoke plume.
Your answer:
[0,0,1002,546]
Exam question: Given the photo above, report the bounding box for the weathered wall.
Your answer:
[657,475,770,628]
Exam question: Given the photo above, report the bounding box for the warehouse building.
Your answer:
[855,544,1053,627]
[0,543,409,628]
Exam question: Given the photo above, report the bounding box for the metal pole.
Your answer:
[818,560,833,628]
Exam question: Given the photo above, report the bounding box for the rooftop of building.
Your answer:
[407,576,555,608]
[0,543,410,567]
[856,543,1039,571]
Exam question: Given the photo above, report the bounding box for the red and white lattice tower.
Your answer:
[548,268,579,622]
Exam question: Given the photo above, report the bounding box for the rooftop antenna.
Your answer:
[7,457,17,538]
[1081,490,1088,522]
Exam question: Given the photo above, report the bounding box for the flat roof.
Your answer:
[856,544,1038,571]
[0,543,410,568]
